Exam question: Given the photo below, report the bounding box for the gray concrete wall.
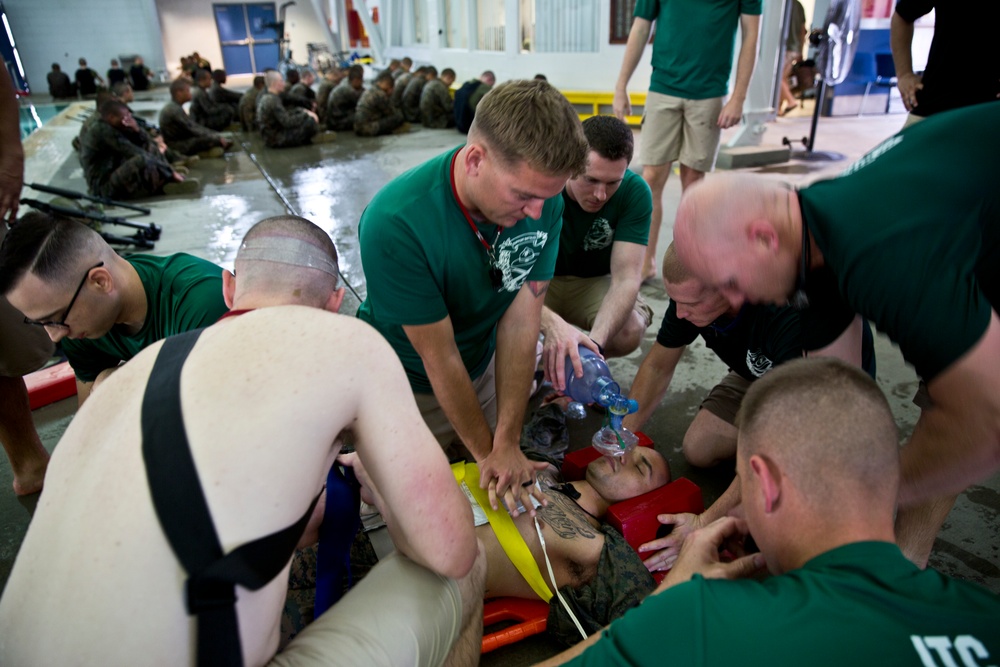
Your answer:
[5,0,166,96]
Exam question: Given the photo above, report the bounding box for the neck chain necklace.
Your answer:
[450,150,503,290]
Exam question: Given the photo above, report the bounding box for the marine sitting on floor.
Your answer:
[257,69,336,148]
[159,78,232,158]
[79,100,197,200]
[354,71,407,136]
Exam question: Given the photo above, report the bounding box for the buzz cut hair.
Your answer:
[470,79,588,178]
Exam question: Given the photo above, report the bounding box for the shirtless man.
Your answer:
[0,215,484,666]
[479,446,669,600]
[350,444,670,638]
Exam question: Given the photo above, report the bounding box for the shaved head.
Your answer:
[673,174,799,308]
[233,216,339,308]
[736,357,900,513]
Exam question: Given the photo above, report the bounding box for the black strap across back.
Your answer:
[141,328,317,666]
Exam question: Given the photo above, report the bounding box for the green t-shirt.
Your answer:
[357,146,563,392]
[800,103,1000,382]
[555,170,651,278]
[62,253,227,382]
[658,298,876,380]
[634,0,762,100]
[568,542,1000,666]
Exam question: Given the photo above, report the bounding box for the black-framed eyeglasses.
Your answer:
[23,262,104,329]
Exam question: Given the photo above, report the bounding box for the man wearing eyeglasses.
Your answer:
[0,213,228,406]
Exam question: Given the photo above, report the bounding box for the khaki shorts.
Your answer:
[700,370,752,426]
[269,551,462,667]
[544,275,654,332]
[639,91,724,173]
[414,355,497,458]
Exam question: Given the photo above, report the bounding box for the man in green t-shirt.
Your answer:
[358,80,589,515]
[540,115,652,391]
[542,359,1000,667]
[612,0,762,283]
[0,214,228,406]
[670,103,1000,568]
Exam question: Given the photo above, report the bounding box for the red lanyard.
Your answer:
[450,149,501,261]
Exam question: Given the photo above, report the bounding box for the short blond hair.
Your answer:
[469,80,588,178]
[661,242,691,286]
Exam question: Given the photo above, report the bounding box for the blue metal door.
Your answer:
[213,3,278,75]
[247,4,279,70]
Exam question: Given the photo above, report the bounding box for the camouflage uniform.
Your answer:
[289,82,316,103]
[354,87,405,136]
[190,85,234,131]
[326,79,362,132]
[159,100,223,155]
[315,79,336,124]
[419,79,455,129]
[256,91,318,148]
[401,76,427,123]
[79,120,173,199]
[209,81,243,115]
[391,72,413,111]
[238,87,263,131]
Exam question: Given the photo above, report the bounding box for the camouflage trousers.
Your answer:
[326,112,355,132]
[421,111,455,129]
[167,136,220,156]
[91,154,173,200]
[263,122,317,148]
[354,113,405,137]
[201,107,234,132]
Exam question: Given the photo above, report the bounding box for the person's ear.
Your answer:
[222,269,236,309]
[464,144,485,177]
[749,454,782,514]
[747,220,779,253]
[326,286,345,314]
[90,265,114,294]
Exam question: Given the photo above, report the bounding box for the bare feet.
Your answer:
[12,447,49,496]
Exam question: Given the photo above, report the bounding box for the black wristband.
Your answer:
[591,338,605,357]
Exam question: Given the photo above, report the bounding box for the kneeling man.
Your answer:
[0,215,484,666]
[541,115,653,390]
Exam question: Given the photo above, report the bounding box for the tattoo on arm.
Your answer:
[539,491,598,540]
[527,280,549,298]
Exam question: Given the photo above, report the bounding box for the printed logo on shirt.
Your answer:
[582,217,614,251]
[495,231,550,292]
[840,134,903,177]
[910,635,995,667]
[745,349,773,378]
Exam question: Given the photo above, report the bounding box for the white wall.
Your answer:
[155,0,329,81]
[4,0,165,96]
[382,2,652,92]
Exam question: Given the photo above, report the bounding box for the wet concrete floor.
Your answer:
[3,89,998,665]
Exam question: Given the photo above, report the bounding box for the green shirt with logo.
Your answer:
[555,169,651,279]
[634,0,762,100]
[567,542,1000,666]
[62,253,227,382]
[357,146,563,392]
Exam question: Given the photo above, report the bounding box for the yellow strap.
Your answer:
[452,462,553,602]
